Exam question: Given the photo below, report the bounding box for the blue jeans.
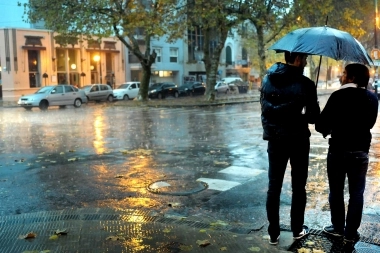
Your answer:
[327,149,368,239]
[266,138,310,237]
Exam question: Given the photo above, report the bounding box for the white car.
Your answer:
[17,85,87,110]
[215,81,230,93]
[113,82,140,100]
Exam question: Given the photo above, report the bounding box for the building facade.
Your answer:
[0,28,125,102]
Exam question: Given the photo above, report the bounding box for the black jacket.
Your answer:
[260,62,320,140]
[315,86,378,152]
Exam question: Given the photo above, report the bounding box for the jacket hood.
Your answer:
[266,62,305,87]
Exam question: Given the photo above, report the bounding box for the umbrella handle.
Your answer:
[315,55,322,88]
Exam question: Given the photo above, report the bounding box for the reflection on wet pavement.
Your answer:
[0,100,379,242]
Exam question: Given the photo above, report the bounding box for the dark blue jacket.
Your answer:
[315,86,378,152]
[260,62,320,140]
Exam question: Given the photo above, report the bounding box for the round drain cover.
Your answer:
[147,179,208,196]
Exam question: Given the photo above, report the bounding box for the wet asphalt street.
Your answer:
[0,93,379,245]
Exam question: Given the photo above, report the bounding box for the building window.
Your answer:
[28,50,40,88]
[56,48,66,72]
[226,46,232,65]
[187,27,217,62]
[153,48,161,62]
[105,53,115,88]
[170,48,178,63]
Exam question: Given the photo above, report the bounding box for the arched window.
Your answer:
[226,46,232,65]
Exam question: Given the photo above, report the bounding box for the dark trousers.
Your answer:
[327,149,368,239]
[266,138,310,237]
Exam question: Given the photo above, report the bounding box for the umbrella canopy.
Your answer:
[268,26,373,66]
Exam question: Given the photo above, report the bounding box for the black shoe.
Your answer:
[323,225,344,237]
[269,235,280,245]
[293,225,309,240]
[344,231,360,243]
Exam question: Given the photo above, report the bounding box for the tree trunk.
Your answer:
[116,33,154,102]
[257,25,266,88]
[203,27,229,102]
[140,65,151,101]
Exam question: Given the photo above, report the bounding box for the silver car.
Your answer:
[17,85,87,110]
[82,84,114,102]
[215,81,230,93]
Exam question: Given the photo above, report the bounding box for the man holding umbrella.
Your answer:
[260,51,320,245]
[315,63,378,250]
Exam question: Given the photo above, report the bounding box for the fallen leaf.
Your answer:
[262,235,270,240]
[67,158,78,162]
[313,250,325,253]
[179,245,193,251]
[163,228,171,233]
[199,229,207,233]
[115,175,124,178]
[220,246,228,251]
[196,239,211,247]
[248,246,261,252]
[19,232,37,239]
[55,229,68,235]
[210,220,228,227]
[297,248,311,253]
[49,235,59,240]
[106,236,123,241]
[213,161,229,166]
[305,241,315,246]
[60,152,65,155]
[168,202,183,207]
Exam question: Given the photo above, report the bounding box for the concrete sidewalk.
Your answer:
[0,207,288,253]
[1,207,379,252]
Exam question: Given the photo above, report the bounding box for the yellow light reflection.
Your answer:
[93,115,105,154]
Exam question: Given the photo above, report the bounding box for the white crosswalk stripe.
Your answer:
[197,165,265,192]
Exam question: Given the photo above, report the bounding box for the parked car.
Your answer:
[221,77,243,84]
[178,81,206,96]
[82,84,114,102]
[113,82,140,100]
[17,85,87,110]
[148,82,179,99]
[215,81,230,93]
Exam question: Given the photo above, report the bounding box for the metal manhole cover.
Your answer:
[147,179,208,196]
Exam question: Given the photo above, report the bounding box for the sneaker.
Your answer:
[269,235,280,245]
[323,225,344,237]
[293,225,310,240]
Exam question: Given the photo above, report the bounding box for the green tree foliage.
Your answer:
[170,0,251,101]
[239,0,295,81]
[20,0,179,101]
[243,0,374,83]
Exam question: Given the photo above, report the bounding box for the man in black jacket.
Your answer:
[315,63,378,250]
[260,52,320,245]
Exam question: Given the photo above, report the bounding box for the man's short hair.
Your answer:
[284,51,307,64]
[345,63,370,88]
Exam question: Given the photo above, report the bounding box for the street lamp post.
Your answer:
[93,55,102,84]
